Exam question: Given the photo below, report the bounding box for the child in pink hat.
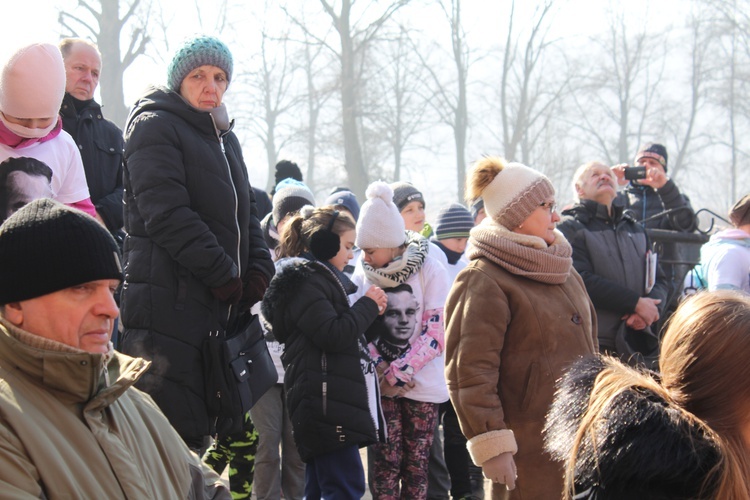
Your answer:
[0,43,95,217]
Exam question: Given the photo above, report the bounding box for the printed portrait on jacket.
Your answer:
[0,156,53,223]
[369,284,420,362]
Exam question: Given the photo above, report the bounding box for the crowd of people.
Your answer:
[0,33,748,500]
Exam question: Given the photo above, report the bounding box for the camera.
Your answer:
[623,166,647,181]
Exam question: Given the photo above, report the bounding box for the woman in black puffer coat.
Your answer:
[119,36,274,450]
[262,206,387,499]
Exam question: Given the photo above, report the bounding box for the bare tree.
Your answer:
[570,8,667,165]
[363,25,430,181]
[236,30,303,193]
[59,0,150,128]
[660,13,710,178]
[299,28,337,191]
[494,0,574,166]
[697,0,750,203]
[416,0,470,200]
[284,0,410,198]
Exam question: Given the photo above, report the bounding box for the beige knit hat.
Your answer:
[0,43,66,119]
[481,161,555,230]
[355,181,406,249]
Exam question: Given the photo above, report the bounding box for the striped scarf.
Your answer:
[361,231,428,288]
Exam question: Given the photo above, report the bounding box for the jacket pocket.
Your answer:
[520,362,539,412]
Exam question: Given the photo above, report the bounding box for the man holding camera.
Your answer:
[612,143,696,231]
[558,161,668,363]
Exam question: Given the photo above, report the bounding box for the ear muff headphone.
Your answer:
[309,210,341,261]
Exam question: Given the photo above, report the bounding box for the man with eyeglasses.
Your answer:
[557,161,668,368]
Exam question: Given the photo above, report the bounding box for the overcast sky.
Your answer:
[8,0,678,104]
[7,0,698,212]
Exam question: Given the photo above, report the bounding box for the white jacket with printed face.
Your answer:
[351,247,451,405]
[0,318,229,499]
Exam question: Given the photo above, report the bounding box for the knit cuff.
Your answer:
[467,429,518,466]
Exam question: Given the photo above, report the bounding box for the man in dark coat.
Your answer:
[613,142,696,232]
[59,39,124,237]
[558,161,668,366]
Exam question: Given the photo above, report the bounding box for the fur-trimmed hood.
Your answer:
[544,356,720,499]
[261,259,314,343]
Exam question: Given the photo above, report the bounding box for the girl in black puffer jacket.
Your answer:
[261,206,388,499]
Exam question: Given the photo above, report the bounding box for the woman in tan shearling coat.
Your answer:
[445,157,598,499]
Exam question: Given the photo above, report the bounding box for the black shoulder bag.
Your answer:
[203,313,277,423]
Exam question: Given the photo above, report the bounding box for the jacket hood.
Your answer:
[261,260,314,342]
[125,85,221,139]
[544,356,720,499]
[709,228,750,244]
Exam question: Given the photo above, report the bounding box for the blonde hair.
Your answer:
[660,291,750,499]
[277,206,354,259]
[561,291,750,499]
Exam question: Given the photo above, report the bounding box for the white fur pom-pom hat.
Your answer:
[355,181,406,249]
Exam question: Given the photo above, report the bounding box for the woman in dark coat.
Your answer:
[119,35,274,451]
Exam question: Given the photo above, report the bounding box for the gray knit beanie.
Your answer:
[0,199,122,304]
[356,181,406,249]
[272,180,316,224]
[390,182,425,212]
[167,35,233,91]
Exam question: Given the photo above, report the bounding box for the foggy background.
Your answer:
[8,0,749,228]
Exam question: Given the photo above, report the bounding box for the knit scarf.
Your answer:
[433,240,463,265]
[0,116,63,149]
[361,231,428,288]
[468,219,572,284]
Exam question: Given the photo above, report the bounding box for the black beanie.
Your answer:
[0,199,122,304]
[635,143,668,172]
[273,160,303,195]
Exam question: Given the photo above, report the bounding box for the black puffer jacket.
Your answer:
[119,85,274,440]
[60,93,124,233]
[261,260,385,462]
[558,199,668,351]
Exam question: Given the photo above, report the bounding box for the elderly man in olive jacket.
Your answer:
[0,199,229,499]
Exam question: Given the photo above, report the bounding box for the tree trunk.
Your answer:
[97,0,129,128]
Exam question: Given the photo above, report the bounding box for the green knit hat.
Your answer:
[167,35,233,91]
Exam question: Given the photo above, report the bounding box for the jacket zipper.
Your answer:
[211,115,242,324]
[321,352,328,415]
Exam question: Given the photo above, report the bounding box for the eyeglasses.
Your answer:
[540,201,557,213]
